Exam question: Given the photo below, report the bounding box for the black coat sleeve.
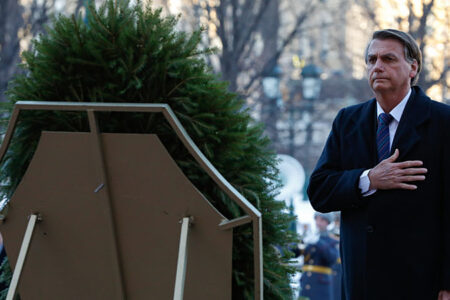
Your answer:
[307,108,368,213]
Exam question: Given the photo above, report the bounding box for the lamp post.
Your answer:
[262,65,282,143]
[301,64,322,101]
[262,65,282,100]
[301,64,322,173]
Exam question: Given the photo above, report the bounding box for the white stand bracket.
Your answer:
[6,213,40,300]
[173,217,192,300]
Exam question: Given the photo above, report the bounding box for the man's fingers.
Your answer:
[396,183,418,190]
[373,151,428,191]
[385,148,399,162]
[400,167,428,175]
[400,175,426,182]
[395,160,424,169]
[386,175,426,190]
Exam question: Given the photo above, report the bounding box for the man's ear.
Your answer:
[410,59,418,79]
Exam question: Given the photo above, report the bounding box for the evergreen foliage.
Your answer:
[3,0,298,298]
[0,255,12,299]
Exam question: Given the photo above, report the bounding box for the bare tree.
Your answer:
[174,0,318,96]
[156,0,317,145]
[0,0,59,102]
[0,0,24,103]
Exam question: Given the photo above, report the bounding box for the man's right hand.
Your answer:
[368,148,427,190]
[438,290,450,300]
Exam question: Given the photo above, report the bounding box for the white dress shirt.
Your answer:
[359,89,411,196]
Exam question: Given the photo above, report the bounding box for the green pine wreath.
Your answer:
[3,1,297,298]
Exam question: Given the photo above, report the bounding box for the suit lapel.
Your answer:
[346,99,378,167]
[391,87,431,161]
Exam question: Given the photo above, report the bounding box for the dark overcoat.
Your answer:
[307,86,450,300]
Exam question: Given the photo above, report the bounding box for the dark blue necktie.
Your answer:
[376,113,393,162]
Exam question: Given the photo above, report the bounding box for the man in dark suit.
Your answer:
[307,29,450,300]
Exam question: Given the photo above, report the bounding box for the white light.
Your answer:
[168,0,182,13]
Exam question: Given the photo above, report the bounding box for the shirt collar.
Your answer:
[376,88,411,123]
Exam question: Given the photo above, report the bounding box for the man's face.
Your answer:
[315,216,329,232]
[366,38,417,94]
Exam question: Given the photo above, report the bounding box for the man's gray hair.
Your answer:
[365,29,422,86]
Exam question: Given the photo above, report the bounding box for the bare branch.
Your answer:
[235,0,271,57]
[356,0,380,28]
[416,0,434,42]
[216,1,229,53]
[242,1,318,93]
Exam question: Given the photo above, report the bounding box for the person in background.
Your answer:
[299,212,338,300]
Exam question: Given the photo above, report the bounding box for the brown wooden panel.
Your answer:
[1,132,232,299]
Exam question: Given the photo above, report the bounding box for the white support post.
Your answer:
[6,214,39,300]
[173,217,191,300]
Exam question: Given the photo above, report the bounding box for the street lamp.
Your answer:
[300,64,322,177]
[262,65,282,142]
[301,64,322,101]
[262,65,282,100]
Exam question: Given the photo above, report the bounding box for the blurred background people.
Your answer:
[299,212,338,300]
[330,213,341,300]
